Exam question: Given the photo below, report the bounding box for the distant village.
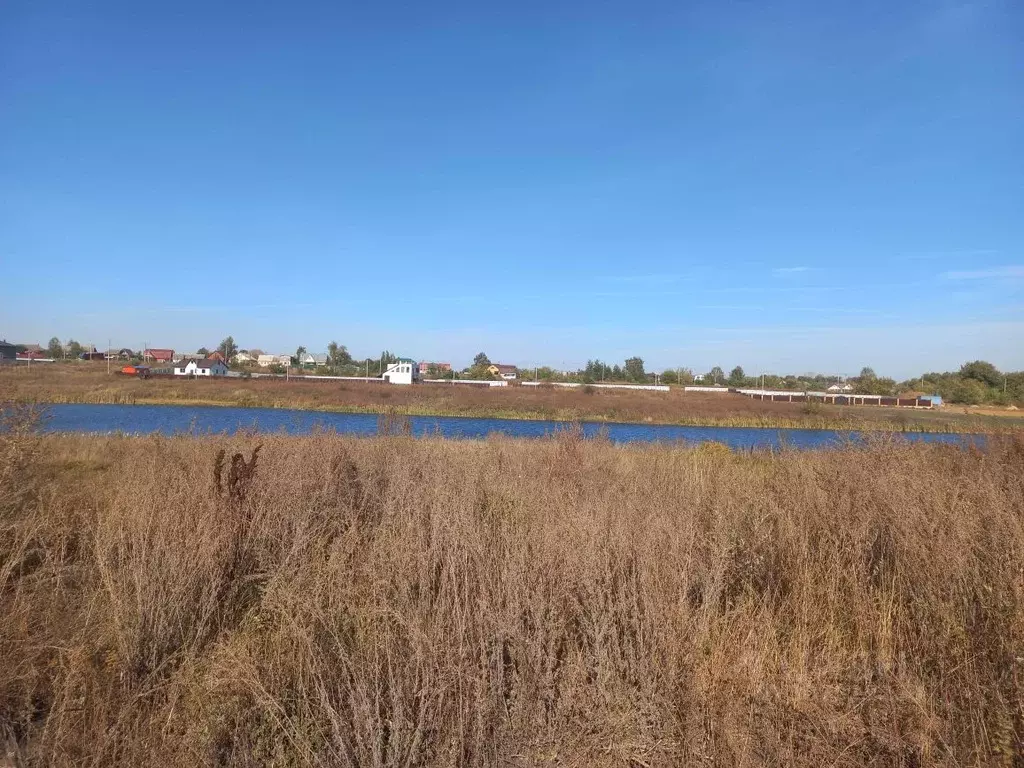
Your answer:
[12,337,1020,408]
[0,340,524,387]
[2,336,952,409]
[0,338,849,387]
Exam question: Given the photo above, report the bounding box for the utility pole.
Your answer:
[107,338,111,375]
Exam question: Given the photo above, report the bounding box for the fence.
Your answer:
[423,379,508,388]
[735,389,934,408]
[521,382,670,392]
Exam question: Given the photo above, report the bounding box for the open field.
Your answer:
[3,363,1021,432]
[2,415,1024,765]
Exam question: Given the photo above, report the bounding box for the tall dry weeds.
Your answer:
[0,420,1022,766]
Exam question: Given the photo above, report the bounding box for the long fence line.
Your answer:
[735,388,935,407]
[521,381,670,392]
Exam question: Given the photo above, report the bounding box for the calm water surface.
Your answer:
[32,403,982,451]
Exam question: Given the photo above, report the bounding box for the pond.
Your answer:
[27,403,983,451]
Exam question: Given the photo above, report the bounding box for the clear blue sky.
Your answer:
[2,0,1022,377]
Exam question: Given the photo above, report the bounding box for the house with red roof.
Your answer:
[143,348,174,363]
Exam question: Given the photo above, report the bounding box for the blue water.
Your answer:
[27,403,982,451]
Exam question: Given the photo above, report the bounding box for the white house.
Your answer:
[383,358,420,385]
[827,383,854,393]
[487,363,518,380]
[173,358,229,377]
[234,351,254,364]
[301,352,329,367]
[257,354,277,367]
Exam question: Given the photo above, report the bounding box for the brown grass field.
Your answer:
[2,410,1023,765]
[2,363,1020,432]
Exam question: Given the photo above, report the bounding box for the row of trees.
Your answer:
[683,362,1023,405]
[902,361,1023,406]
[533,359,1022,405]
[46,338,91,359]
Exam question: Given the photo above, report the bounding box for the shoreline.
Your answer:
[8,393,1008,434]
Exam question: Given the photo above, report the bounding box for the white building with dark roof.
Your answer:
[173,358,229,377]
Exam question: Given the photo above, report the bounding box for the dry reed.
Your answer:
[1,417,1022,766]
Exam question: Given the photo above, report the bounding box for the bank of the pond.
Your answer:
[6,391,991,433]
[30,403,985,451]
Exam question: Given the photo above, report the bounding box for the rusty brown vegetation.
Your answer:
[1,410,1023,765]
[3,363,1019,432]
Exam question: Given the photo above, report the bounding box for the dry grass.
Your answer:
[2,363,1018,433]
[1,411,1023,765]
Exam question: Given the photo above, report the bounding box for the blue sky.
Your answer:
[2,0,1022,377]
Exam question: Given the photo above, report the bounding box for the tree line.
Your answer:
[529,358,1023,405]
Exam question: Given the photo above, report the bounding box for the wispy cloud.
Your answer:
[942,265,1024,280]
[772,266,810,274]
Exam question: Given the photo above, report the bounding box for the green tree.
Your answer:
[426,364,454,380]
[467,363,494,379]
[66,340,83,359]
[868,377,897,396]
[47,337,63,359]
[218,336,238,360]
[295,345,307,364]
[583,359,610,381]
[950,378,989,405]
[473,352,491,368]
[535,366,558,381]
[624,357,645,382]
[327,341,351,367]
[197,347,210,357]
[728,366,746,387]
[708,366,724,384]
[860,366,877,380]
[959,360,1001,388]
